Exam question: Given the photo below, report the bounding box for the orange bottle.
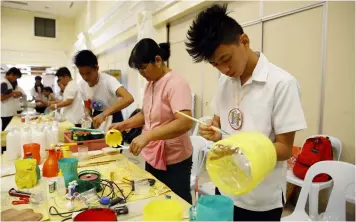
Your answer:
[42,148,59,177]
[23,143,41,165]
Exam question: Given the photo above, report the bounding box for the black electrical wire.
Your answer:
[49,206,88,219]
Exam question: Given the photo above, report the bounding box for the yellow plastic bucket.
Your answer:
[143,199,183,221]
[206,131,277,196]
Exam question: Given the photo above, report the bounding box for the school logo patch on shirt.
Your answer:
[228,108,243,130]
[91,99,105,111]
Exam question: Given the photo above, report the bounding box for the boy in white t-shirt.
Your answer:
[186,4,307,221]
[50,67,84,125]
[74,50,134,129]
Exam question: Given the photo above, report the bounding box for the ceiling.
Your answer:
[1,1,86,18]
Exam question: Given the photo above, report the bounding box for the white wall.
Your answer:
[1,7,75,66]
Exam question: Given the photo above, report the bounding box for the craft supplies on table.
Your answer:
[1,151,188,221]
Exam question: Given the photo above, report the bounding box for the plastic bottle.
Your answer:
[32,127,47,162]
[6,127,20,160]
[52,121,59,146]
[43,123,51,149]
[20,124,32,158]
[24,152,41,180]
[57,169,67,197]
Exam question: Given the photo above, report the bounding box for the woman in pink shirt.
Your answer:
[110,38,194,203]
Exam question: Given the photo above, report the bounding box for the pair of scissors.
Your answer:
[12,197,30,205]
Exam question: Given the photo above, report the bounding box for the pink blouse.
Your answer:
[141,71,193,170]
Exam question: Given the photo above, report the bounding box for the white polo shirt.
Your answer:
[61,80,84,124]
[211,52,307,211]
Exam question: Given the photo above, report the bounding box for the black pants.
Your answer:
[215,188,283,221]
[35,107,46,114]
[1,116,13,154]
[1,116,13,131]
[145,156,192,204]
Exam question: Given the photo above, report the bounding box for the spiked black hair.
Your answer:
[185,4,244,63]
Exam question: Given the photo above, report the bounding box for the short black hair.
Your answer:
[43,86,53,93]
[128,38,170,69]
[186,4,244,63]
[35,75,42,81]
[55,67,72,78]
[74,50,98,67]
[6,67,22,78]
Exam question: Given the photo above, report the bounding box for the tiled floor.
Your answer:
[123,150,296,217]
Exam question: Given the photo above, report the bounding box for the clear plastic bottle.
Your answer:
[20,124,32,158]
[6,127,19,160]
[52,121,59,145]
[57,169,66,197]
[32,126,47,162]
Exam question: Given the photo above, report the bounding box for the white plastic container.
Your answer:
[32,127,46,162]
[52,121,59,145]
[6,127,20,160]
[57,170,66,197]
[20,124,32,158]
[43,123,52,149]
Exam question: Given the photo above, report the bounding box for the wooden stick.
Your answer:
[176,111,230,135]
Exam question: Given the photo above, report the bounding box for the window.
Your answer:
[34,17,56,38]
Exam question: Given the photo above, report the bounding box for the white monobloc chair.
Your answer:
[287,135,342,220]
[190,136,208,190]
[283,161,355,221]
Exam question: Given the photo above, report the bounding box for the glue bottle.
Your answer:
[57,169,67,197]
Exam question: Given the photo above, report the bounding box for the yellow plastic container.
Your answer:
[143,199,183,221]
[61,146,72,158]
[105,129,123,148]
[206,131,277,196]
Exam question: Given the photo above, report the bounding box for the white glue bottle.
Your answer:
[57,169,67,197]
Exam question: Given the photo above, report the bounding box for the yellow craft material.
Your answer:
[143,199,183,221]
[105,129,123,148]
[61,145,72,158]
[206,131,277,196]
[15,159,38,189]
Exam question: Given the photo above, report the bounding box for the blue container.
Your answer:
[58,158,78,187]
[196,195,234,221]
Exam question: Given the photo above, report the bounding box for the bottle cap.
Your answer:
[100,197,110,205]
[58,169,63,176]
[24,152,32,158]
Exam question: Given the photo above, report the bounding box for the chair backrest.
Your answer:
[306,135,342,160]
[190,136,208,177]
[294,161,355,221]
[192,116,213,136]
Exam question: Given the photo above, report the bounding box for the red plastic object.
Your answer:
[23,143,41,165]
[64,131,107,152]
[42,148,59,177]
[12,197,30,205]
[74,208,117,221]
